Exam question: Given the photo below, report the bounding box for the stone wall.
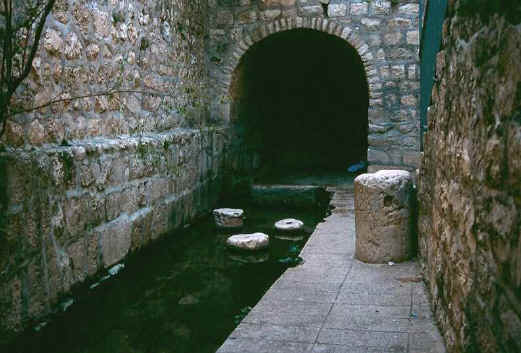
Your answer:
[207,0,422,171]
[418,3,521,352]
[2,0,211,146]
[0,0,228,338]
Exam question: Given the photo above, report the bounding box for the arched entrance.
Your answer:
[229,28,369,176]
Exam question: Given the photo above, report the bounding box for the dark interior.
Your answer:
[231,28,369,175]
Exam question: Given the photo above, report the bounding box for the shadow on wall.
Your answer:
[230,28,369,176]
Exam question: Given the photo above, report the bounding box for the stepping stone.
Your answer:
[213,208,244,228]
[226,233,269,251]
[354,169,414,263]
[274,218,304,232]
[274,218,305,240]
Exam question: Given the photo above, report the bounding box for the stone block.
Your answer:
[367,148,391,164]
[328,4,347,17]
[263,9,281,20]
[97,215,132,267]
[399,4,420,16]
[407,30,420,45]
[67,239,88,283]
[388,17,412,29]
[237,10,257,24]
[130,207,153,251]
[403,150,421,168]
[216,10,234,25]
[354,170,414,263]
[372,0,391,15]
[384,32,402,46]
[85,231,100,276]
[401,95,418,106]
[350,3,368,16]
[361,18,381,30]
[301,6,323,17]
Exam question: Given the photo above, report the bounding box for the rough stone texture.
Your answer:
[418,5,521,353]
[2,0,210,146]
[208,0,421,171]
[213,208,244,228]
[226,233,270,251]
[354,170,414,263]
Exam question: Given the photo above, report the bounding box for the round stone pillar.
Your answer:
[354,170,414,263]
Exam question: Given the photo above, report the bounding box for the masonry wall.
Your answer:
[418,3,521,352]
[0,0,227,338]
[207,0,422,172]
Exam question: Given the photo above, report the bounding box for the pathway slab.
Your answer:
[216,186,446,353]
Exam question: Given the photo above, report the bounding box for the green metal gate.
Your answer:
[420,0,448,149]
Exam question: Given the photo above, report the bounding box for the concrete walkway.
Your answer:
[216,186,446,353]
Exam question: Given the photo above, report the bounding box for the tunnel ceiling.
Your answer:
[231,28,369,174]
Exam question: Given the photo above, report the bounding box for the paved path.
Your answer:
[217,186,446,353]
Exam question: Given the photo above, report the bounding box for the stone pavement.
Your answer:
[216,186,446,353]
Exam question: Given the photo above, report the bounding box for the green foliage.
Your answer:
[278,245,304,267]
[0,0,57,138]
[278,256,304,267]
[458,0,521,24]
[233,306,252,325]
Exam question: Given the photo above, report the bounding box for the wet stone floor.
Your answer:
[5,204,329,353]
[217,186,447,353]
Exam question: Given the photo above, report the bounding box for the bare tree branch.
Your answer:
[10,0,55,91]
[0,0,56,139]
[8,89,167,117]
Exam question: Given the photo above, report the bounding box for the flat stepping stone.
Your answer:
[274,218,304,232]
[213,208,244,228]
[226,233,269,251]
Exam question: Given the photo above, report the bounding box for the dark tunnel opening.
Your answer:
[230,28,369,177]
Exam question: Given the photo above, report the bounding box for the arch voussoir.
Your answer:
[221,18,375,103]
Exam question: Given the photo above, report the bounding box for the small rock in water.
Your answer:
[213,208,244,228]
[89,282,101,290]
[178,295,200,305]
[108,263,125,276]
[34,322,48,332]
[226,232,269,251]
[61,298,74,312]
[274,218,304,232]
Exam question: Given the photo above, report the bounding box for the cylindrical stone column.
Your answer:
[354,170,414,263]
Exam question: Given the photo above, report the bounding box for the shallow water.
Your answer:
[7,203,328,353]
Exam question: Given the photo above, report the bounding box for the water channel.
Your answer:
[6,196,330,353]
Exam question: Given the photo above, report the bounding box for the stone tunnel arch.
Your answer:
[220,19,378,175]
